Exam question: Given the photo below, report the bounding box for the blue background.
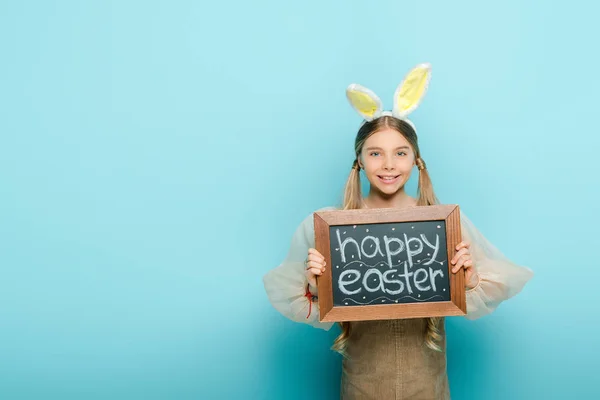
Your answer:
[1,1,598,399]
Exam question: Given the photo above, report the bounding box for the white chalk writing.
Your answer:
[333,224,447,301]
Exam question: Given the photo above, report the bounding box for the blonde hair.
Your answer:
[331,116,442,356]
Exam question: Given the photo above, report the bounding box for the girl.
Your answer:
[263,63,533,399]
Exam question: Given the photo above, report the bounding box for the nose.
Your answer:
[383,156,395,170]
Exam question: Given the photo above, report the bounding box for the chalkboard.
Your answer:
[329,220,450,307]
[314,205,466,322]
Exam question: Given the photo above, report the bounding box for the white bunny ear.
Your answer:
[392,63,432,119]
[346,84,384,121]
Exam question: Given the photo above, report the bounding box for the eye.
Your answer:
[397,151,407,156]
[369,152,380,156]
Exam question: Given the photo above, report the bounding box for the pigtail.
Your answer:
[342,160,362,210]
[331,321,352,357]
[415,157,443,351]
[415,158,439,207]
[424,317,443,352]
[331,160,363,356]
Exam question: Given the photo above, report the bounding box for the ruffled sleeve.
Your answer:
[461,211,534,320]
[262,207,336,330]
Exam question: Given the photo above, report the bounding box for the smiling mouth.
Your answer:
[377,175,400,184]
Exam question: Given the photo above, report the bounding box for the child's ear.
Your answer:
[357,156,364,169]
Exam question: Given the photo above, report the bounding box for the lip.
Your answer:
[377,175,401,185]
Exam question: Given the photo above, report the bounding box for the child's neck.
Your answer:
[363,188,417,210]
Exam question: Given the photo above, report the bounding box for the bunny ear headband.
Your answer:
[345,62,431,131]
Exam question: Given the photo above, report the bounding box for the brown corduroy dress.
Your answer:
[340,318,449,400]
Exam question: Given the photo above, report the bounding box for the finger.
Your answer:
[452,255,471,273]
[306,254,325,264]
[452,256,466,273]
[307,250,325,263]
[307,267,324,276]
[306,260,324,269]
[308,253,326,265]
[306,261,326,271]
[452,248,469,263]
[455,241,471,251]
[308,248,325,259]
[451,248,469,264]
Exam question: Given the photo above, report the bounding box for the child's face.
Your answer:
[358,128,416,196]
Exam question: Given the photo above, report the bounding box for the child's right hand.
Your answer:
[305,248,326,289]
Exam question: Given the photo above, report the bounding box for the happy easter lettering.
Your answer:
[330,223,449,306]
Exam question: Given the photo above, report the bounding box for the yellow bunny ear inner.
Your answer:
[393,63,431,119]
[346,84,383,121]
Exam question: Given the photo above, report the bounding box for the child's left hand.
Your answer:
[451,241,479,290]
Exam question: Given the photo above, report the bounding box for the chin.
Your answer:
[375,184,405,197]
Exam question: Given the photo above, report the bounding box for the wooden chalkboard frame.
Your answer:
[314,204,466,322]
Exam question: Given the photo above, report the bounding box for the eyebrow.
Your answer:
[365,146,410,151]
